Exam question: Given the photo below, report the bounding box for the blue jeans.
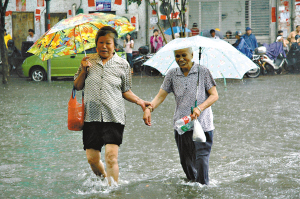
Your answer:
[174,130,213,185]
[126,53,133,68]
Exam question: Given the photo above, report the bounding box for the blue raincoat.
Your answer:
[233,37,253,59]
[242,33,258,51]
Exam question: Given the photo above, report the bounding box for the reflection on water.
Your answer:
[1,74,300,198]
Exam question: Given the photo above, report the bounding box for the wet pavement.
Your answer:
[0,74,300,198]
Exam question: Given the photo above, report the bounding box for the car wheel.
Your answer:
[30,67,46,82]
[246,62,260,78]
[264,63,275,75]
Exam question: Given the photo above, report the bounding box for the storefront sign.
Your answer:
[96,0,111,11]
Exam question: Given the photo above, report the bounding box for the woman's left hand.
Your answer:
[137,99,152,111]
[191,107,201,120]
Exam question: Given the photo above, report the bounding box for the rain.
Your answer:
[1,74,300,198]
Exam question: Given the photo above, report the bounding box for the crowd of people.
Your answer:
[3,28,39,50]
[202,25,300,59]
[149,22,300,59]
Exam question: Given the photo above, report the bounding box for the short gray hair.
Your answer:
[174,47,193,55]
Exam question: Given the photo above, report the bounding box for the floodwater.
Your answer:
[0,74,300,198]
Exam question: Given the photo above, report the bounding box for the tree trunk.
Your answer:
[1,0,9,84]
[0,31,9,84]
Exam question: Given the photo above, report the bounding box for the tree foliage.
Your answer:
[128,0,142,6]
[149,0,188,40]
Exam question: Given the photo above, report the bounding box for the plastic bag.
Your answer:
[193,119,206,142]
[68,87,84,131]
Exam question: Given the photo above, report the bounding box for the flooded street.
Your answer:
[1,74,300,198]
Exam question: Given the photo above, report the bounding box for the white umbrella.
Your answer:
[143,35,258,79]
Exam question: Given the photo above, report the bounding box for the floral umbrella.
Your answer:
[143,35,258,79]
[28,13,135,61]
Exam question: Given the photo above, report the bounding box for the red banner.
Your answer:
[37,0,44,7]
[115,0,122,5]
[88,0,95,7]
[16,0,26,11]
[5,11,12,16]
[271,7,276,22]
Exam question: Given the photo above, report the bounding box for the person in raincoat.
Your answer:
[190,23,200,36]
[233,31,253,59]
[4,29,12,48]
[242,27,258,51]
[143,47,219,185]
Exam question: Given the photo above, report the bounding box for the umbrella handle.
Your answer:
[77,25,87,57]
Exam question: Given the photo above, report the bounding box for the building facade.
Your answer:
[3,0,300,51]
[188,0,300,44]
[4,0,147,50]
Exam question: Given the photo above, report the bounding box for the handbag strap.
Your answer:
[72,86,84,99]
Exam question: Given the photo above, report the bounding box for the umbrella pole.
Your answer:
[221,73,227,90]
[199,47,202,65]
[78,25,87,57]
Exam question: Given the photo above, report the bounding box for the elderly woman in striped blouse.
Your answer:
[74,26,151,185]
[143,47,218,185]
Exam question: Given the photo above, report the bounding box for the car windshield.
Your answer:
[83,48,97,54]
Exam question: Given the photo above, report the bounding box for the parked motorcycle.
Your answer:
[133,46,160,76]
[245,46,267,78]
[260,42,287,75]
[283,42,300,73]
[7,40,23,76]
[1,40,34,77]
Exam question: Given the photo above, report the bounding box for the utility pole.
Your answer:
[46,0,51,82]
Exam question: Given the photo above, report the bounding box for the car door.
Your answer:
[50,54,84,76]
[50,48,97,77]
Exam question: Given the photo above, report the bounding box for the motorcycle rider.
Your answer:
[209,29,220,39]
[276,30,289,53]
[243,27,258,51]
[4,29,12,48]
[287,25,300,45]
[7,40,21,72]
[290,35,300,50]
[233,31,253,59]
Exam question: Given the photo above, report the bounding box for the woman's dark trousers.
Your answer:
[174,130,213,185]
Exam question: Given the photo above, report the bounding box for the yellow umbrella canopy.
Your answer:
[28,13,135,61]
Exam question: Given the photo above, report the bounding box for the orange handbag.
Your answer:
[68,86,84,131]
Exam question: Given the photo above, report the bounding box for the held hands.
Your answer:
[143,106,152,126]
[136,98,152,112]
[81,57,91,73]
[136,98,152,126]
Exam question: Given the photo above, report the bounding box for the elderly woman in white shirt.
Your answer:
[143,47,218,185]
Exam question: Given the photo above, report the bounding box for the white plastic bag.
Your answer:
[193,119,206,142]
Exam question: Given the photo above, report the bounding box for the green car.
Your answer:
[22,48,126,81]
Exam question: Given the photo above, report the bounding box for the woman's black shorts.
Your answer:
[82,122,124,152]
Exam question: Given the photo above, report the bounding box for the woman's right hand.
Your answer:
[143,108,152,126]
[81,56,91,73]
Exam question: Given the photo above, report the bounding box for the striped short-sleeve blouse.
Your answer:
[74,53,131,125]
[161,63,216,132]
